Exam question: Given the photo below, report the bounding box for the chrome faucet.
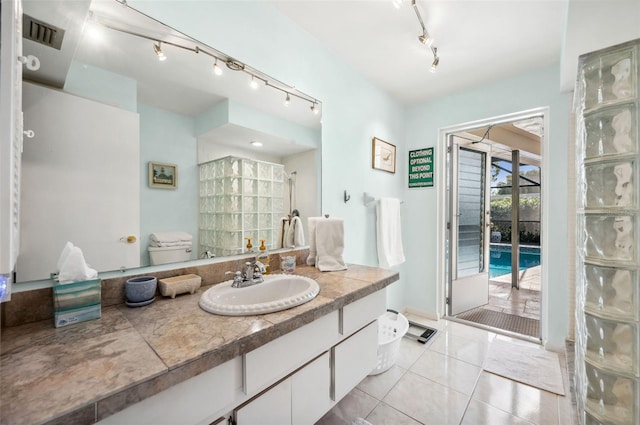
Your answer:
[227,260,266,288]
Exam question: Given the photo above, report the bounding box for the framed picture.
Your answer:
[372,137,396,173]
[149,162,177,189]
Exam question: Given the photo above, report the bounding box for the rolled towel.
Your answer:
[315,217,347,272]
[149,231,193,244]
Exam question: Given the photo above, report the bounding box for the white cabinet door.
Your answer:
[235,378,292,425]
[332,321,378,402]
[292,352,331,425]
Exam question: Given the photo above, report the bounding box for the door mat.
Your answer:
[484,339,565,395]
[455,308,539,338]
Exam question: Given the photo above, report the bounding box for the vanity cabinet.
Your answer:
[97,289,385,425]
[575,39,640,425]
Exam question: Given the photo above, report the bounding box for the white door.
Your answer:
[449,135,491,315]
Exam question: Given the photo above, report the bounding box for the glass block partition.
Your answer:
[575,39,640,425]
[199,156,285,257]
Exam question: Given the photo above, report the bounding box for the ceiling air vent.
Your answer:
[23,14,65,50]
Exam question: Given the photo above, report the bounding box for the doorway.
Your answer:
[440,109,546,341]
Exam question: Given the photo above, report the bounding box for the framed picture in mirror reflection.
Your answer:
[149,162,177,189]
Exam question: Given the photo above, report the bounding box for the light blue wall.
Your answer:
[405,63,571,348]
[128,2,573,347]
[139,104,199,265]
[64,61,137,112]
[195,99,321,149]
[129,0,408,309]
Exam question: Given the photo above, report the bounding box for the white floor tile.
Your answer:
[315,388,379,425]
[410,349,482,395]
[472,371,560,425]
[383,371,469,425]
[428,332,492,366]
[461,399,536,425]
[365,402,423,425]
[357,364,406,400]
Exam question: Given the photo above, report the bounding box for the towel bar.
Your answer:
[363,192,403,207]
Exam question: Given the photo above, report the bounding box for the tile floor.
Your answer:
[316,314,575,425]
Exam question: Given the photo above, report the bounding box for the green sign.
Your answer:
[408,147,434,188]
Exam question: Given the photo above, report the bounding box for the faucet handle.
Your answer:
[254,260,266,274]
[226,271,243,286]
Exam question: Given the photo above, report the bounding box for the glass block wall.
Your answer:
[575,39,639,425]
[199,156,285,257]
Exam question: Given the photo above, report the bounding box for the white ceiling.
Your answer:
[271,0,567,106]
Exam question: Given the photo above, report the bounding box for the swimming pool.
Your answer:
[489,244,541,279]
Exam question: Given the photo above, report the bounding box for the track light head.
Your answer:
[153,42,166,61]
[430,47,439,73]
[310,102,319,115]
[418,32,433,47]
[249,75,259,89]
[213,58,222,75]
[284,93,290,107]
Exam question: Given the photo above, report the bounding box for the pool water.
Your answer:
[489,245,541,279]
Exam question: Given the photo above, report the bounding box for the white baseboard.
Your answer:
[401,307,439,321]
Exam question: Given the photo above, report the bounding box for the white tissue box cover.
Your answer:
[158,274,202,299]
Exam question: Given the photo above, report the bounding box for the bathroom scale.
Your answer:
[404,320,437,344]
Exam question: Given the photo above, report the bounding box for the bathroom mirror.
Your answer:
[17,0,321,282]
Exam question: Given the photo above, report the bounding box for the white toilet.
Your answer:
[148,246,192,265]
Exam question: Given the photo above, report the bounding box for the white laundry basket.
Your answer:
[369,310,409,375]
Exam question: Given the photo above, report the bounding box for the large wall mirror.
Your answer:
[17,0,321,283]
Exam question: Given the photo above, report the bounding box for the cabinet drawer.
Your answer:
[235,378,292,425]
[332,320,378,402]
[292,352,331,424]
[342,289,386,336]
[97,357,241,425]
[244,310,339,395]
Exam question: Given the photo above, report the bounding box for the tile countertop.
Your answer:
[0,264,399,425]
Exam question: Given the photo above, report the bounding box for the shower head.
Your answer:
[286,171,297,181]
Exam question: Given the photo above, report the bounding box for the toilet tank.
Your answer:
[148,246,192,265]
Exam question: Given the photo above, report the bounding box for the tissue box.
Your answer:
[53,278,101,328]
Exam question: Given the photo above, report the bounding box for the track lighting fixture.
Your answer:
[153,42,166,61]
[430,47,439,73]
[94,6,321,114]
[212,58,222,75]
[409,0,439,73]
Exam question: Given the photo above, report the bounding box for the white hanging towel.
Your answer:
[277,216,290,248]
[315,217,347,271]
[376,198,405,268]
[306,217,321,266]
[285,216,306,248]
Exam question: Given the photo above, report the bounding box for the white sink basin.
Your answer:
[199,274,320,316]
